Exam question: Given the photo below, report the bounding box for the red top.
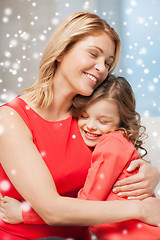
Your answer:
[78,131,160,240]
[0,97,92,240]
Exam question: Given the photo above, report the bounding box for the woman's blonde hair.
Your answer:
[71,74,147,158]
[24,11,120,107]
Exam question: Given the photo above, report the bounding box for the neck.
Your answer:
[49,90,74,121]
[22,87,75,122]
[49,68,77,121]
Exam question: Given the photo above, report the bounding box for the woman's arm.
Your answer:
[0,138,146,224]
[0,107,159,227]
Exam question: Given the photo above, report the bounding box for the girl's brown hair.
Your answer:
[23,11,120,108]
[71,74,147,158]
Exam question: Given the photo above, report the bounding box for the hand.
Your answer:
[0,196,23,224]
[112,159,160,200]
[139,197,160,226]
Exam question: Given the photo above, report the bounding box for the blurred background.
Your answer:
[0,0,160,197]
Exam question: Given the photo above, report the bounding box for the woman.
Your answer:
[0,12,159,240]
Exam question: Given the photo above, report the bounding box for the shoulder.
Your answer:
[96,131,135,153]
[0,104,20,122]
[92,132,138,165]
[0,102,32,139]
[98,131,127,144]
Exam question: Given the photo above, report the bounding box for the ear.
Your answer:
[56,52,64,62]
[56,55,62,62]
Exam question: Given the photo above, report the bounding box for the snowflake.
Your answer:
[83,1,90,10]
[0,124,5,135]
[97,185,102,190]
[41,151,46,157]
[125,8,133,15]
[122,229,128,235]
[18,77,23,83]
[2,16,9,23]
[152,131,158,137]
[139,47,147,55]
[21,201,31,212]
[11,169,16,175]
[51,17,60,26]
[65,3,70,8]
[4,8,12,16]
[137,223,142,228]
[39,34,46,41]
[32,2,36,7]
[99,173,105,179]
[144,68,149,74]
[0,180,11,191]
[126,68,133,75]
[25,105,30,110]
[153,78,159,83]
[136,59,143,66]
[130,0,137,7]
[72,134,76,139]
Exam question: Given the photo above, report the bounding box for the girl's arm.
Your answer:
[78,134,137,201]
[0,107,160,227]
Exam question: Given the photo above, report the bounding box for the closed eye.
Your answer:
[105,61,111,68]
[80,114,88,119]
[89,51,98,58]
[99,120,109,124]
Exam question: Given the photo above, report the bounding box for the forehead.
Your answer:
[86,98,118,115]
[75,33,115,55]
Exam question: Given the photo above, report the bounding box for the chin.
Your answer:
[84,140,96,148]
[79,87,95,97]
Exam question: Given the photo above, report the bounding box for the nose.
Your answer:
[95,60,107,74]
[86,119,97,131]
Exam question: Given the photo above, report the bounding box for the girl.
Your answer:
[74,74,160,239]
[0,12,159,240]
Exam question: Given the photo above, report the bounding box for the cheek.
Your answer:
[100,126,111,134]
[97,71,109,87]
[78,120,84,130]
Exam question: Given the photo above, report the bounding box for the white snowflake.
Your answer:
[144,68,149,74]
[148,84,155,91]
[152,131,158,137]
[0,180,11,191]
[4,8,12,16]
[11,169,16,175]
[41,151,46,157]
[72,134,76,139]
[21,201,31,212]
[122,229,128,235]
[0,124,5,135]
[51,17,60,26]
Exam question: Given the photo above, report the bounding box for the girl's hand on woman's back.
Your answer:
[0,195,23,224]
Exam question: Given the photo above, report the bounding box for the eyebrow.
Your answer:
[100,115,113,119]
[88,45,114,60]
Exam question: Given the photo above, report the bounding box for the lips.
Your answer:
[84,72,98,85]
[83,130,101,140]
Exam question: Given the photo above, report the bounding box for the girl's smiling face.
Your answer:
[78,98,120,147]
[56,33,115,97]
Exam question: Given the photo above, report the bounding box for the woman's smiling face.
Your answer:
[78,98,120,147]
[56,32,115,97]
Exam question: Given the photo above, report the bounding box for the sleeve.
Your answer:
[78,134,134,201]
[22,208,45,224]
